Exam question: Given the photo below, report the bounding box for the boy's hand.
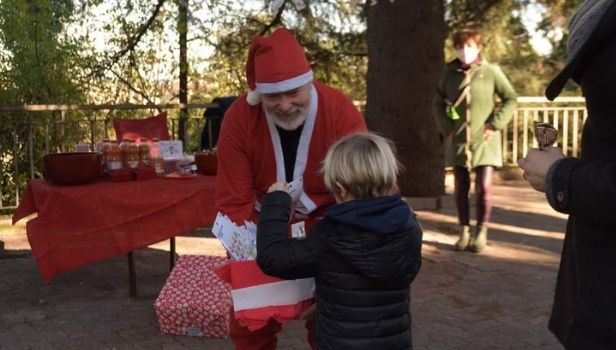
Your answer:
[268,181,289,193]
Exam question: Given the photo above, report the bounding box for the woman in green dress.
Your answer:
[433,28,517,253]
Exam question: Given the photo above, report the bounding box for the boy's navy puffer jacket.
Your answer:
[257,192,423,350]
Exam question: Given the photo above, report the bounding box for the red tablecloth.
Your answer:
[12,175,217,283]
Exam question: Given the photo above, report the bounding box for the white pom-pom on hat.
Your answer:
[246,90,261,106]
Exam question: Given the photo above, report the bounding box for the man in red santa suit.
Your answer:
[214,27,367,350]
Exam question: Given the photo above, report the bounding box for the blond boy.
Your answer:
[257,132,423,350]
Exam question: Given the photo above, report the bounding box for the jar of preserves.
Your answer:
[152,156,164,176]
[149,138,164,175]
[150,138,160,158]
[106,141,122,171]
[138,138,151,166]
[100,139,111,171]
[120,139,139,169]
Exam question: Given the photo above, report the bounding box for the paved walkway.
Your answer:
[0,177,566,349]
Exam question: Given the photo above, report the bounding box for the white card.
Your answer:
[291,221,306,239]
[212,212,258,261]
[211,212,227,240]
[159,140,183,159]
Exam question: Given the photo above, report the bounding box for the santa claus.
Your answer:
[214,27,367,349]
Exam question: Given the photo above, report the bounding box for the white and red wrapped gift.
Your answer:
[214,260,315,331]
[154,255,231,337]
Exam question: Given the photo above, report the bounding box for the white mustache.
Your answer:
[273,107,302,118]
[265,106,308,131]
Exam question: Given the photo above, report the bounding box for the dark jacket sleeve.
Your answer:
[433,67,454,136]
[256,191,319,280]
[404,215,423,283]
[546,157,616,227]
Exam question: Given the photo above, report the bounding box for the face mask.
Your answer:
[456,47,479,65]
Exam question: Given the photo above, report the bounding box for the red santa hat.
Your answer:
[245,27,314,105]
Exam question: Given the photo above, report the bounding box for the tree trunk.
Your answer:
[178,0,188,146]
[366,0,446,197]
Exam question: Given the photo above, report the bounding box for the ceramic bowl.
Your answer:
[43,152,103,185]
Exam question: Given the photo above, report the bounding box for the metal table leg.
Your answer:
[127,252,137,298]
[170,236,176,271]
[127,236,176,298]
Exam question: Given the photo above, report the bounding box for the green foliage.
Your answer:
[195,0,582,98]
[0,0,82,104]
[0,0,86,206]
[444,0,583,95]
[189,0,367,102]
[534,0,584,95]
[0,0,591,208]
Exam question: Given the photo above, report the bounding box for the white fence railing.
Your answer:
[0,103,215,211]
[0,97,587,210]
[502,96,586,165]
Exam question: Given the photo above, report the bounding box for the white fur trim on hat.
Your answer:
[256,70,314,94]
[246,89,261,106]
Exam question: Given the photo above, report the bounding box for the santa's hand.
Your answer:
[517,147,565,193]
[268,181,289,193]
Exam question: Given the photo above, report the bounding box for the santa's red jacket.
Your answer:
[215,82,367,227]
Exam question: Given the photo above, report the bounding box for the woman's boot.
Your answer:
[454,225,471,251]
[469,225,488,253]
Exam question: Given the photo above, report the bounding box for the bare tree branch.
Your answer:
[91,0,167,76]
[128,50,160,107]
[260,0,289,36]
[110,69,160,112]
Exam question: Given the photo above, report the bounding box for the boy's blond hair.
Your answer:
[323,132,400,200]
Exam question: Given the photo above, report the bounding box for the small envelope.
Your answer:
[288,177,303,203]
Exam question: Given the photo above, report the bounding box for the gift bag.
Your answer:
[215,260,315,331]
[154,255,231,338]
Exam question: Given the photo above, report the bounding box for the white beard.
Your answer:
[265,106,309,131]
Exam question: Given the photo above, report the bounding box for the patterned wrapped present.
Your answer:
[154,255,231,337]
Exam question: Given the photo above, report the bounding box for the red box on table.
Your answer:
[106,168,133,182]
[154,255,231,338]
[131,166,157,181]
